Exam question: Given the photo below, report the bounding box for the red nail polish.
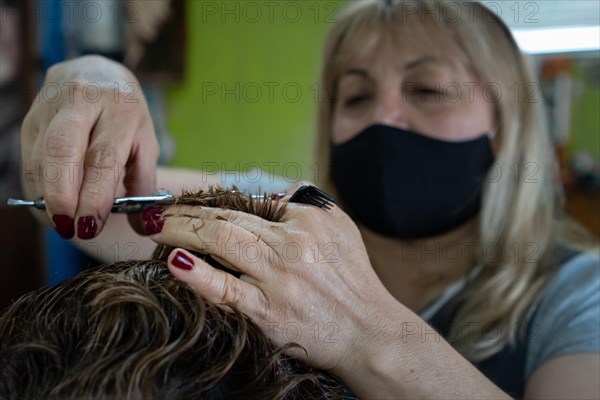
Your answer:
[53,215,75,239]
[142,206,164,223]
[172,251,194,271]
[77,216,97,239]
[145,219,164,235]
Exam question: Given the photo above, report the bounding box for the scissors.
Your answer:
[6,189,290,214]
[6,189,177,214]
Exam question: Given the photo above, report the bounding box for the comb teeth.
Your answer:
[288,185,335,211]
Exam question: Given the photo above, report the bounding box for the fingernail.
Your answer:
[172,251,194,271]
[143,206,165,235]
[77,216,97,239]
[142,206,164,222]
[145,218,164,235]
[270,192,285,200]
[53,215,75,239]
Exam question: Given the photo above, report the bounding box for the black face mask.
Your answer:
[330,124,495,239]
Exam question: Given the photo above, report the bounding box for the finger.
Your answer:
[209,254,240,273]
[75,112,135,239]
[167,248,264,311]
[124,109,160,236]
[162,204,285,244]
[150,205,282,280]
[20,106,44,197]
[40,105,99,239]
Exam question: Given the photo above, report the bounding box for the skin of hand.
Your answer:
[148,182,510,399]
[21,55,159,240]
[148,182,398,371]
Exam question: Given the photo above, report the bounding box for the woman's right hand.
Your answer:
[21,55,159,239]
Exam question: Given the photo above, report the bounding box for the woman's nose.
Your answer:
[372,91,410,129]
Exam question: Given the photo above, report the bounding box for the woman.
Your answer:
[20,1,599,398]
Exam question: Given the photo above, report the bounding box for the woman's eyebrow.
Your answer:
[342,57,440,78]
[342,68,369,78]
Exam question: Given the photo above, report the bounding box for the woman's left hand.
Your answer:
[148,183,398,373]
[148,183,514,399]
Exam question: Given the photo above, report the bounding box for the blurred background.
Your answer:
[1,0,598,309]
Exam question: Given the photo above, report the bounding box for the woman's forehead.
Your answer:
[334,26,470,79]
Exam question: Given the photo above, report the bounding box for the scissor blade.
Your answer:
[7,189,284,213]
[7,190,176,213]
[111,195,176,213]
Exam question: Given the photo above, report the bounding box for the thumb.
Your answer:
[125,140,159,235]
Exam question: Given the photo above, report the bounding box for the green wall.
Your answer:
[570,59,600,158]
[166,0,346,182]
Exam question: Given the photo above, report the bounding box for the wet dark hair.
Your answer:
[152,186,288,262]
[0,188,345,399]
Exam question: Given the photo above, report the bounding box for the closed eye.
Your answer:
[344,94,371,107]
[405,84,441,96]
[418,87,440,95]
[406,86,443,103]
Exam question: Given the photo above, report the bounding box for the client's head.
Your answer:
[0,187,344,399]
[0,260,343,399]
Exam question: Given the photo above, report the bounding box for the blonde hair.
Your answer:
[315,0,595,361]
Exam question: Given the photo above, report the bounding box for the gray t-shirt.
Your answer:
[420,250,600,384]
[525,251,600,379]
